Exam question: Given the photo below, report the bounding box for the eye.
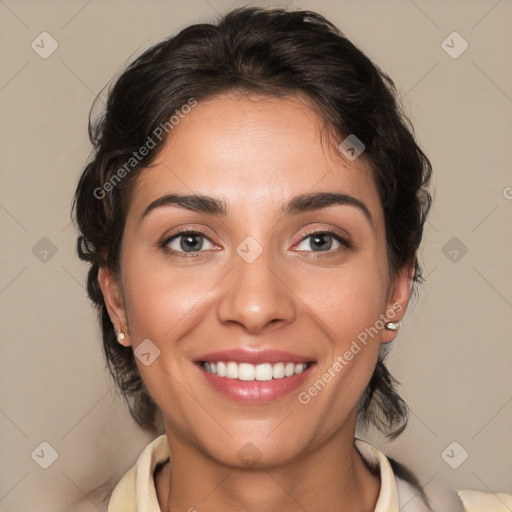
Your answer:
[162,230,215,255]
[295,230,350,253]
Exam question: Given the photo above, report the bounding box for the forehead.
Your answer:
[130,93,381,219]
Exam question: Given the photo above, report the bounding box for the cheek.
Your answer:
[120,260,211,431]
[120,256,219,406]
[301,254,388,348]
[293,254,387,407]
[122,257,214,342]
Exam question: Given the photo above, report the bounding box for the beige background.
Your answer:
[1,0,511,511]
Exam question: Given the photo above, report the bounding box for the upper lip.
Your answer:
[195,349,315,365]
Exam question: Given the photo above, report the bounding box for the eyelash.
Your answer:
[160,228,351,258]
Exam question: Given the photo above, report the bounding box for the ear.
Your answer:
[381,257,415,344]
[98,265,130,347]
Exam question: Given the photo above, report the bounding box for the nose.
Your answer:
[217,247,296,334]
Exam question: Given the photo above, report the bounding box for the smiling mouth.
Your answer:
[199,361,314,381]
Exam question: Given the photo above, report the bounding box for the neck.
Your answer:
[156,420,380,512]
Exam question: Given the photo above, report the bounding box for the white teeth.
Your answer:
[238,363,255,381]
[285,362,295,377]
[295,363,306,374]
[202,361,309,381]
[226,362,238,379]
[255,363,273,381]
[217,361,226,377]
[272,362,285,379]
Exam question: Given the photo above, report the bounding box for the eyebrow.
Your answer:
[140,192,374,227]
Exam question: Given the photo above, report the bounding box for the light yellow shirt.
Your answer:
[107,435,431,512]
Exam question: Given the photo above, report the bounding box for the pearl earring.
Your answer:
[116,329,126,343]
[384,321,401,331]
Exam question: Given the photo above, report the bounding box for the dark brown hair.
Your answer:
[73,7,432,443]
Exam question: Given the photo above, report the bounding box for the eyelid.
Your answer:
[293,225,351,246]
[161,225,215,244]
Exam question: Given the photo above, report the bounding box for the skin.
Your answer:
[99,92,414,512]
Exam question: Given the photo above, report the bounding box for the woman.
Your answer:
[73,7,434,511]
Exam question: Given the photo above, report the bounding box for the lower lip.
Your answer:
[198,364,314,404]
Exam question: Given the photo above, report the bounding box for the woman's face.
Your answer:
[101,93,411,466]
